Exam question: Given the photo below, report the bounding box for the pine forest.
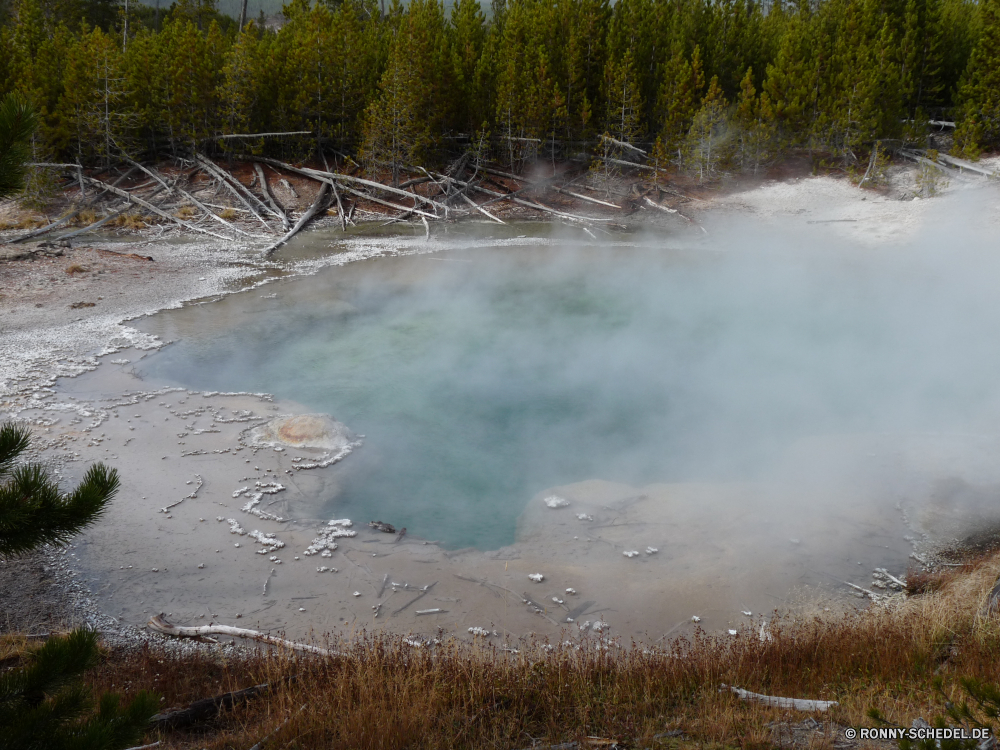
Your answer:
[2,0,999,183]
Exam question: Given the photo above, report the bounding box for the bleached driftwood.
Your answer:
[216,131,312,139]
[194,154,276,229]
[241,155,449,214]
[722,685,839,712]
[148,613,338,656]
[254,162,290,231]
[8,209,82,243]
[79,175,230,240]
[933,152,998,178]
[600,134,648,155]
[175,186,255,237]
[262,182,330,257]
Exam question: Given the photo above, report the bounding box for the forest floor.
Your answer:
[2,154,1000,748]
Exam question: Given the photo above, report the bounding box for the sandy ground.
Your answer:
[2,162,1000,651]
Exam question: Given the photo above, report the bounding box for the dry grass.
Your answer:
[73,552,1000,749]
[175,205,198,220]
[65,264,89,275]
[75,208,97,226]
[219,207,238,220]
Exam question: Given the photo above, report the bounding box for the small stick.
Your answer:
[391,581,437,616]
[377,573,389,598]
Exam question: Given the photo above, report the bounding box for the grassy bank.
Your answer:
[27,550,996,749]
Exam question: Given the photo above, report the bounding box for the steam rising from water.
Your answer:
[142,201,1000,549]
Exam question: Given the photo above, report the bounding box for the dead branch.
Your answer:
[147,613,338,656]
[59,188,166,240]
[241,155,449,215]
[600,134,648,155]
[254,163,289,231]
[195,153,277,229]
[8,209,81,244]
[151,680,281,729]
[459,191,505,224]
[722,685,838,712]
[391,581,438,616]
[121,154,172,195]
[595,155,669,173]
[262,182,330,257]
[78,175,230,240]
[553,186,620,208]
[176,186,255,236]
[216,131,312,139]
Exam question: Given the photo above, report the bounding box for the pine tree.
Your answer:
[0,93,37,198]
[449,0,486,133]
[0,422,157,750]
[683,73,729,180]
[954,0,1000,155]
[734,66,774,174]
[655,43,704,161]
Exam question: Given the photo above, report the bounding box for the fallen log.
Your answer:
[599,134,648,155]
[8,209,81,244]
[79,176,230,240]
[933,151,998,178]
[176,186,255,237]
[194,154,276,230]
[262,182,329,257]
[216,130,312,140]
[151,680,279,729]
[459,191,505,224]
[336,182,438,219]
[722,684,838,712]
[241,155,449,215]
[595,155,669,173]
[254,163,289,231]
[121,154,172,195]
[147,613,338,656]
[59,188,166,241]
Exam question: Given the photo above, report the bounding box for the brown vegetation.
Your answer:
[63,552,1000,749]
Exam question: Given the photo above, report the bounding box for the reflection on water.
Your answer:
[138,225,1000,549]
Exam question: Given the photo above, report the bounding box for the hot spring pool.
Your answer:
[137,227,1000,550]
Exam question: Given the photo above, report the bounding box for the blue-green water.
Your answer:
[138,231,1000,549]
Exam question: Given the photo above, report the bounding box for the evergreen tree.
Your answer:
[683,73,728,180]
[954,0,1000,155]
[0,93,37,198]
[0,422,157,750]
[654,43,704,160]
[734,66,774,174]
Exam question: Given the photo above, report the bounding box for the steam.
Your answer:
[144,191,1000,549]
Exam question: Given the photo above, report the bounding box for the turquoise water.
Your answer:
[139,230,1000,549]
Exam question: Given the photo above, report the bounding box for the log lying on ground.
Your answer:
[8,209,82,243]
[933,151,998,178]
[79,175,231,240]
[195,153,276,230]
[151,680,283,729]
[148,613,339,656]
[722,685,839,712]
[176,185,255,237]
[255,162,290,231]
[241,155,450,215]
[262,182,330,257]
[59,188,166,241]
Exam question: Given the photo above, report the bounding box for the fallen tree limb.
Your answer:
[335,182,438,219]
[600,134,648,155]
[151,680,280,729]
[59,188,166,241]
[148,613,338,656]
[595,155,669,173]
[933,151,998,177]
[195,154,276,229]
[216,131,312,139]
[722,684,838,712]
[241,155,449,215]
[459,191,505,224]
[121,154,172,195]
[8,208,81,243]
[176,186,255,237]
[254,163,289,231]
[554,186,620,208]
[262,182,329,257]
[79,176,230,240]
